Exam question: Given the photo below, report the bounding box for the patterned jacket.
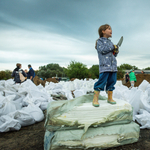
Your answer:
[96,37,118,73]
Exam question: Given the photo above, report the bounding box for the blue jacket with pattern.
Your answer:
[96,37,118,73]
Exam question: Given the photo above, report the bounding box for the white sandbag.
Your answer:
[128,89,144,120]
[135,109,150,129]
[39,102,49,110]
[20,79,38,91]
[22,103,44,122]
[113,85,129,101]
[0,80,5,86]
[0,95,21,116]
[73,79,83,90]
[140,90,150,113]
[0,115,21,132]
[37,84,44,90]
[68,81,75,91]
[8,110,35,126]
[4,90,16,97]
[0,85,4,91]
[63,90,73,100]
[115,80,122,87]
[146,84,150,91]
[73,89,86,98]
[138,80,149,91]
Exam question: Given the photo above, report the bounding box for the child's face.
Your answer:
[102,26,112,38]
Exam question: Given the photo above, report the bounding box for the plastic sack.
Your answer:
[135,109,150,129]
[138,80,149,91]
[0,95,21,116]
[128,89,144,120]
[73,89,87,98]
[0,115,21,132]
[8,110,35,126]
[22,103,44,122]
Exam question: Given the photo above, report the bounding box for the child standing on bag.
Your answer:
[93,24,119,107]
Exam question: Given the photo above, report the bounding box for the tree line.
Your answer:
[0,62,150,80]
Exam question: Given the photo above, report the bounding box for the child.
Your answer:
[129,69,137,88]
[93,24,119,107]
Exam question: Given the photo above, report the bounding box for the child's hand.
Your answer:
[113,45,119,55]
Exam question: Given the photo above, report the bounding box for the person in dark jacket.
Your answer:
[12,63,27,83]
[125,72,129,83]
[93,24,119,107]
[27,64,35,81]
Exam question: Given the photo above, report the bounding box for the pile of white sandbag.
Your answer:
[1,77,150,133]
[113,80,150,129]
[0,79,53,132]
[44,94,140,150]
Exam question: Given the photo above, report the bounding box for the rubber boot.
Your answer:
[107,91,116,104]
[92,91,100,107]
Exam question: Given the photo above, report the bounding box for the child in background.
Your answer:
[93,24,119,107]
[129,69,137,88]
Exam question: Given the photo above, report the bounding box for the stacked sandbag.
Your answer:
[44,94,140,150]
[0,79,52,132]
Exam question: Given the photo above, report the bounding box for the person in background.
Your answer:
[141,70,145,74]
[27,64,35,81]
[12,63,27,83]
[129,69,137,88]
[24,69,28,74]
[59,77,61,82]
[125,72,129,83]
[24,69,28,76]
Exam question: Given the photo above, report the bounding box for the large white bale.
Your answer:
[45,95,133,132]
[44,122,140,150]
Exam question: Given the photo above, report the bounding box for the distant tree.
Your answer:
[66,61,89,79]
[37,63,64,79]
[132,65,139,70]
[0,71,6,80]
[117,66,125,79]
[89,65,99,79]
[0,70,12,80]
[5,70,12,79]
[144,67,150,70]
[34,70,39,75]
[119,64,138,70]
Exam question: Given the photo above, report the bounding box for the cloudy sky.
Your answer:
[0,0,150,71]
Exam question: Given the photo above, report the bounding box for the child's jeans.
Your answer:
[94,72,117,91]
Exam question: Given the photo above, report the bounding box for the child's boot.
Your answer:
[107,91,116,104]
[92,90,100,107]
